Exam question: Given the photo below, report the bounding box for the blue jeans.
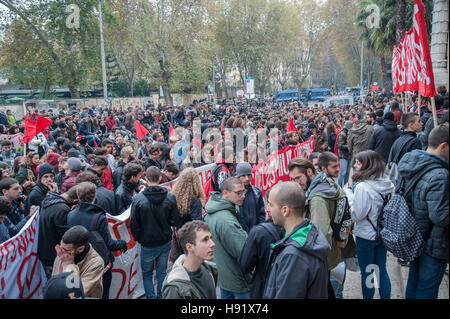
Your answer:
[140,242,171,299]
[337,157,351,188]
[355,237,391,299]
[220,288,251,299]
[405,253,447,299]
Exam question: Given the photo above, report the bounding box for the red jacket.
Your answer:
[102,166,113,191]
[105,116,118,132]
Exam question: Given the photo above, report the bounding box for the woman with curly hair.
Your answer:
[172,167,205,226]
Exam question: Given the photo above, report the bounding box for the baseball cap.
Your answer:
[42,272,85,299]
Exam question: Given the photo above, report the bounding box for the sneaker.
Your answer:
[398,258,409,267]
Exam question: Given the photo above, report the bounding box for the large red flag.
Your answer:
[134,119,149,142]
[24,114,52,143]
[392,0,436,97]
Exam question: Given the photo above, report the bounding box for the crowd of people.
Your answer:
[0,85,448,300]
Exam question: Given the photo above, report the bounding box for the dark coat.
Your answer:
[388,131,422,164]
[368,119,400,162]
[239,186,266,233]
[25,181,49,214]
[238,219,284,298]
[115,180,138,215]
[95,186,117,216]
[112,160,126,191]
[398,150,449,262]
[37,192,71,268]
[179,197,203,227]
[67,201,127,256]
[130,186,180,247]
[337,128,351,160]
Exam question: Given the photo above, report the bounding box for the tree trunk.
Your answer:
[431,0,449,89]
[396,0,406,43]
[380,55,388,91]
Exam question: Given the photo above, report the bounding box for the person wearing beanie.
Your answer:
[61,158,83,193]
[235,162,266,233]
[25,163,57,214]
[368,111,401,162]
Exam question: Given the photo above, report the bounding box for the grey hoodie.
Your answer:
[350,176,395,241]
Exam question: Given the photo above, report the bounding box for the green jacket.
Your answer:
[162,255,218,299]
[7,113,16,126]
[204,191,252,293]
[347,123,374,164]
[306,173,351,270]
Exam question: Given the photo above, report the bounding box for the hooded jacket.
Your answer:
[25,181,49,214]
[398,150,449,261]
[115,179,139,215]
[368,119,400,162]
[129,186,180,247]
[162,254,218,299]
[347,123,374,162]
[204,191,252,294]
[37,192,72,268]
[61,170,82,194]
[388,131,422,164]
[263,219,330,299]
[305,172,348,270]
[351,177,395,241]
[336,128,351,160]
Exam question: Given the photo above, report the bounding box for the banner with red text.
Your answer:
[392,0,436,97]
[0,212,47,299]
[252,136,315,197]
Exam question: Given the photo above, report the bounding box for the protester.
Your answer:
[112,146,136,190]
[0,196,35,243]
[204,177,251,299]
[347,118,374,166]
[115,162,145,215]
[52,225,104,298]
[162,220,217,299]
[263,181,330,299]
[350,150,394,299]
[368,111,400,162]
[399,125,449,299]
[130,166,181,299]
[25,163,58,214]
[336,121,353,187]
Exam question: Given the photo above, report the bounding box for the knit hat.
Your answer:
[67,148,81,159]
[67,157,82,172]
[42,272,85,299]
[38,163,55,180]
[308,123,317,130]
[344,121,353,129]
[46,152,62,170]
[235,162,253,177]
[62,143,72,152]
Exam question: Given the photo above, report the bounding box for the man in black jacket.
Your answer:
[112,146,136,191]
[76,171,117,216]
[25,164,58,214]
[130,166,181,299]
[388,112,423,165]
[115,162,145,215]
[368,111,400,162]
[37,186,79,278]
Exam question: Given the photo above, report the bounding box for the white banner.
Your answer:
[0,212,47,299]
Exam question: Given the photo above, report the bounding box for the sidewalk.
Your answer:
[343,251,449,299]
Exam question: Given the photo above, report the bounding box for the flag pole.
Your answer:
[431,95,438,127]
[417,91,421,119]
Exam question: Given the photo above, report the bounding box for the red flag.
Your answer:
[93,138,98,149]
[24,114,52,143]
[154,116,160,124]
[221,118,225,130]
[169,123,178,140]
[392,0,436,97]
[134,119,149,142]
[286,116,298,133]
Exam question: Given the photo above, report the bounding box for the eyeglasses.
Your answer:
[230,190,245,197]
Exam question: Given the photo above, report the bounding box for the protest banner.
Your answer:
[0,212,47,299]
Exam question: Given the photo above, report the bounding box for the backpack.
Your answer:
[367,164,440,262]
[330,196,352,243]
[203,164,225,203]
[386,136,415,182]
[88,213,114,270]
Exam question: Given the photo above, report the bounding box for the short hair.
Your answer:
[428,125,449,149]
[0,196,13,216]
[178,220,211,255]
[270,181,305,217]
[62,226,90,249]
[76,172,100,186]
[220,176,243,192]
[288,157,315,175]
[146,166,161,183]
[147,144,160,154]
[401,112,419,129]
[163,160,179,175]
[76,182,96,203]
[93,156,108,167]
[93,148,107,156]
[123,162,143,181]
[0,178,19,193]
[375,109,384,118]
[368,112,376,121]
[1,140,12,147]
[308,152,321,162]
[101,139,113,147]
[65,185,79,200]
[120,146,134,158]
[317,152,338,170]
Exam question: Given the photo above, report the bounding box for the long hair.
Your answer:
[352,150,386,183]
[172,167,205,216]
